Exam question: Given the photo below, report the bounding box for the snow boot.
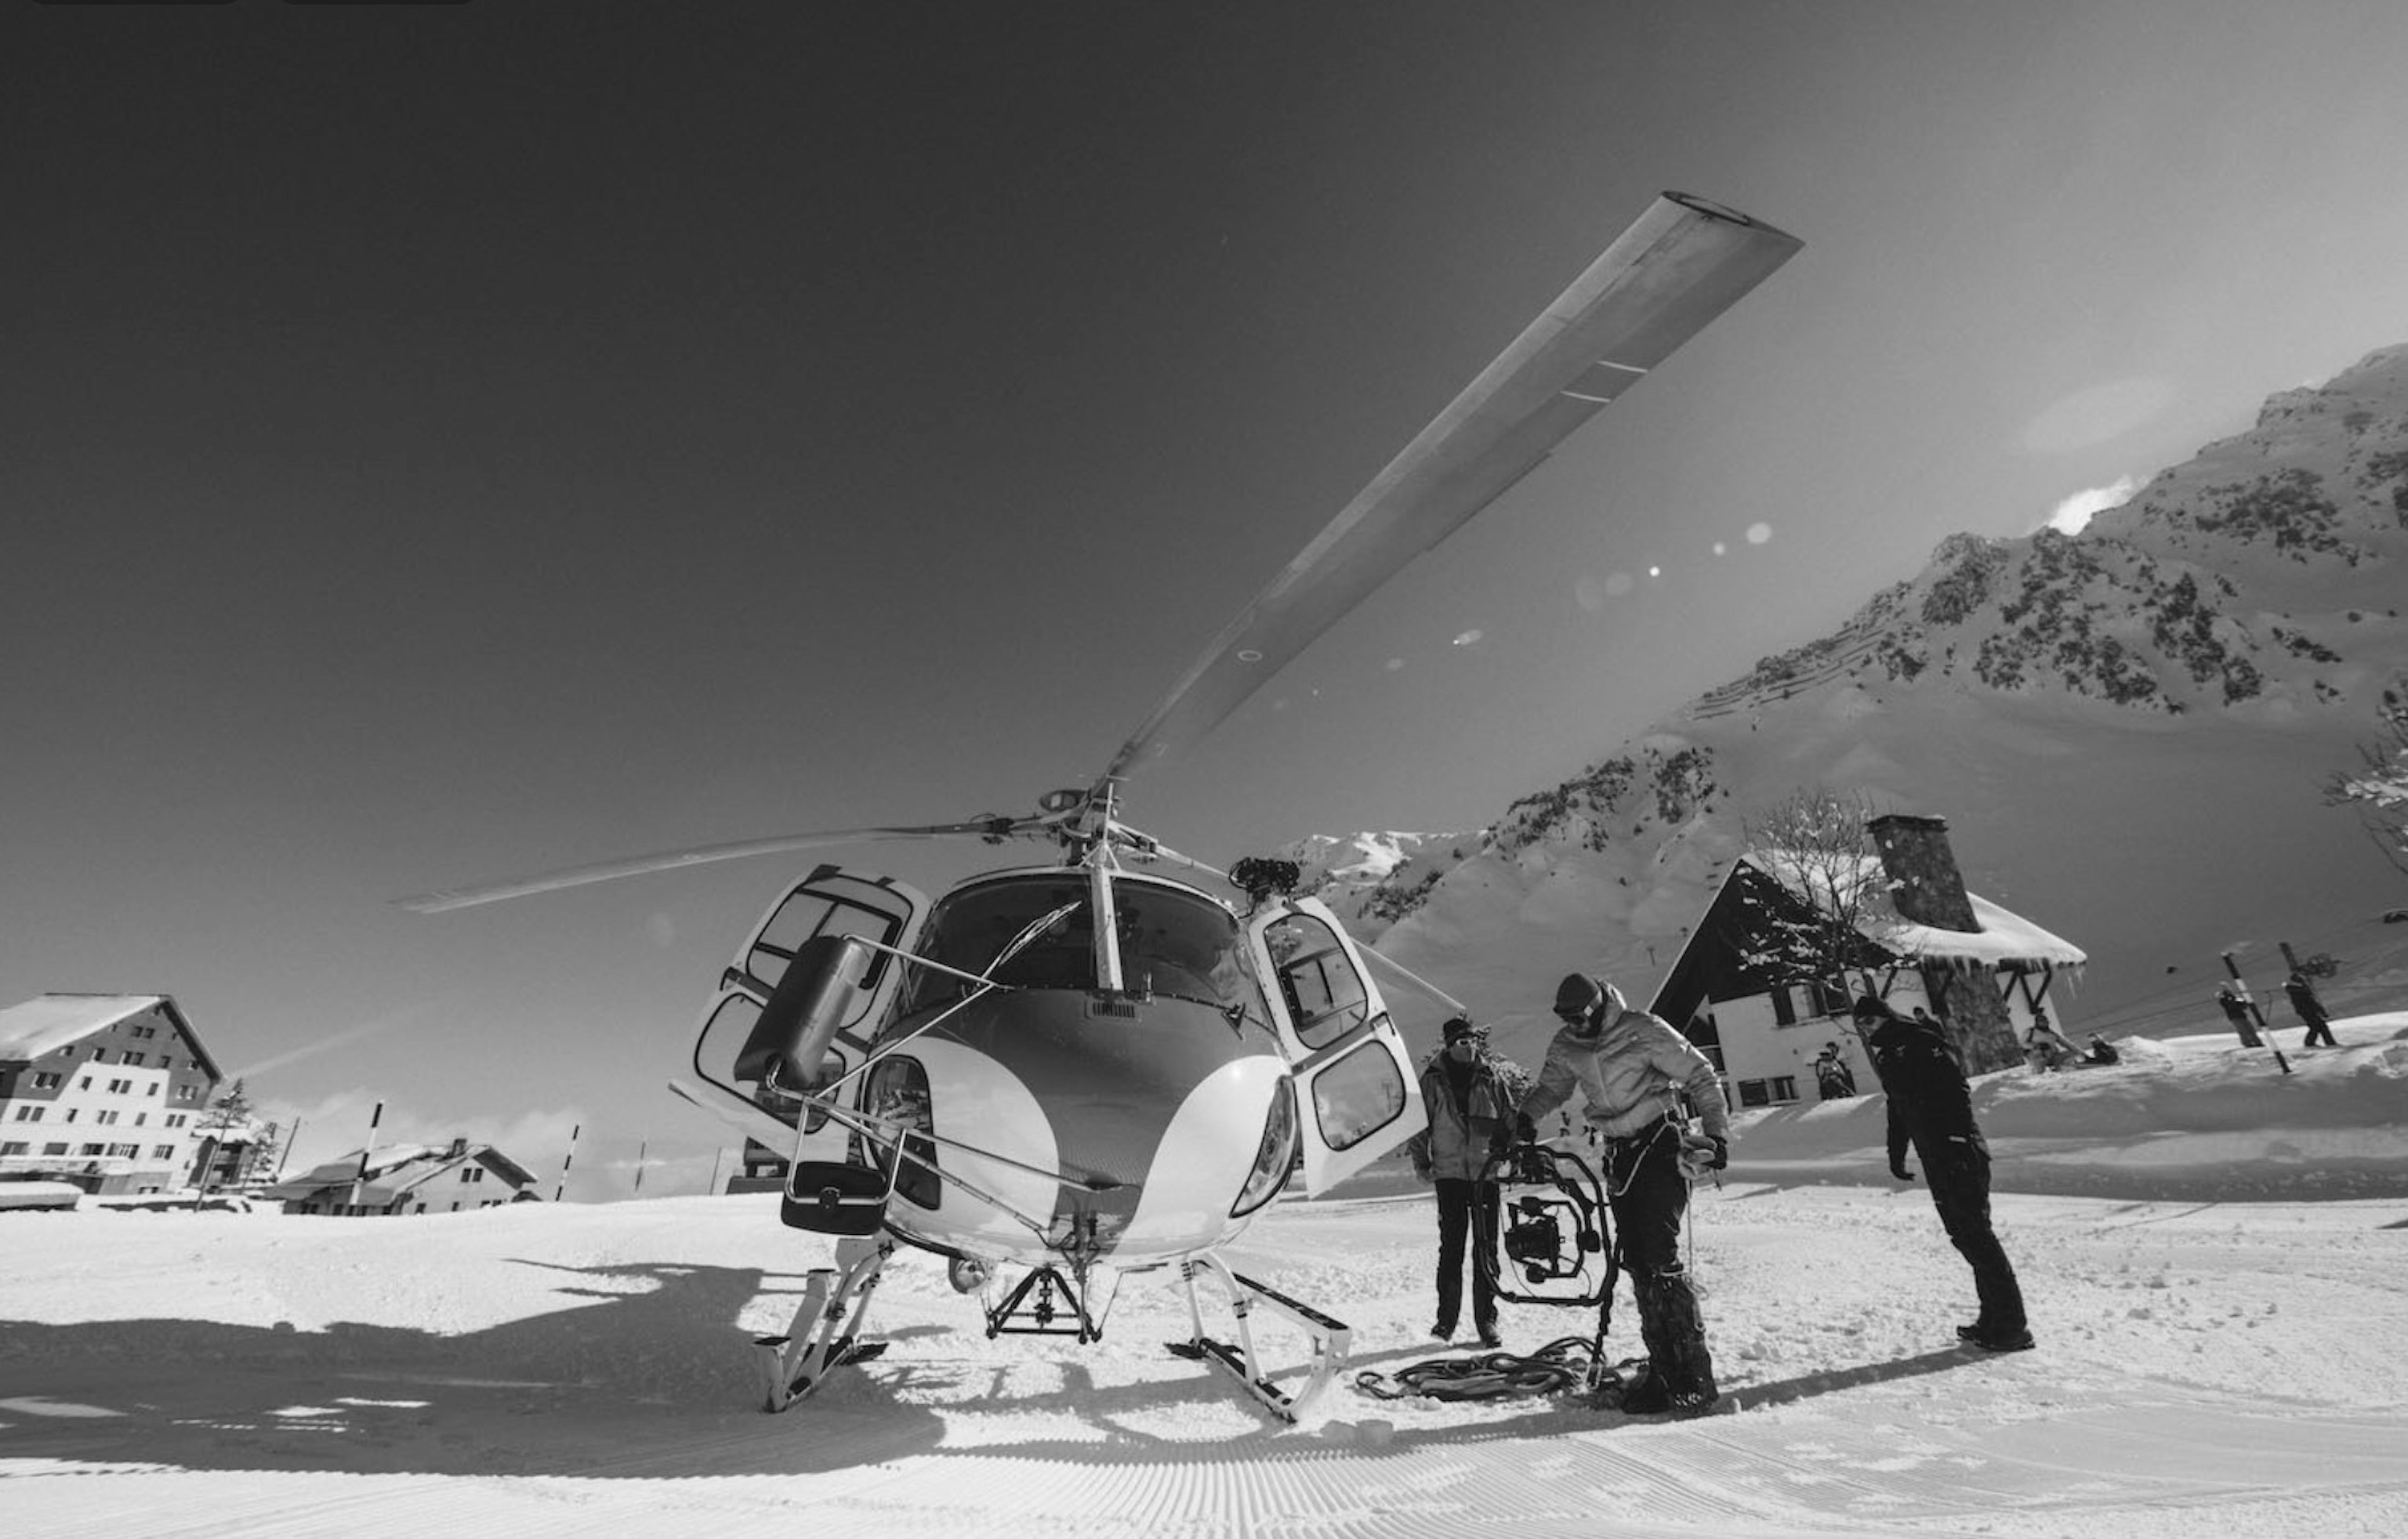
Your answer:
[1967,1324,2035,1353]
[1621,1272,1719,1414]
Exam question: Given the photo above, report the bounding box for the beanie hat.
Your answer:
[1554,973,1605,1016]
[1442,1016,1483,1043]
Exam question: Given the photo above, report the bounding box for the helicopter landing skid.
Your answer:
[755,1233,895,1413]
[1166,1254,1350,1424]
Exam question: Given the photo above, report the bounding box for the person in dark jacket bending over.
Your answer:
[1855,994,2033,1353]
[1517,974,1732,1414]
[1406,1016,1526,1347]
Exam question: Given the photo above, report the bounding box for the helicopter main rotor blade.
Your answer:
[1100,191,1801,788]
[396,817,1054,913]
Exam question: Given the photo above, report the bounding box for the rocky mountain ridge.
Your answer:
[1296,344,2408,1056]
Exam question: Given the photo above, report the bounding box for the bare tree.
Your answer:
[1734,788,1892,1010]
[2326,696,2408,878]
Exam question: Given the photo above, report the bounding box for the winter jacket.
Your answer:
[2284,976,2330,1027]
[1407,1048,1525,1182]
[1867,1013,1986,1168]
[1518,1006,1732,1143]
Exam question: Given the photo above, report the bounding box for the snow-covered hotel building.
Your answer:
[0,994,225,1194]
[1649,814,2087,1106]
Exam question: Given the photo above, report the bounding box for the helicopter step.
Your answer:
[1166,1254,1350,1424]
[756,1233,895,1413]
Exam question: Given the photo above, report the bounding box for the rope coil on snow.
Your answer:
[1352,1337,1632,1403]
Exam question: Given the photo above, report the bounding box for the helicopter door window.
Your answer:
[1307,1037,1409,1150]
[745,894,898,998]
[1262,914,1371,1051]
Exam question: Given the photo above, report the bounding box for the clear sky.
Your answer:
[8,2,2407,1196]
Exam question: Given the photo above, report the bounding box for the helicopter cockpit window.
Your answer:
[1260,911,1372,1051]
[900,875,1096,1014]
[1112,885,1254,1016]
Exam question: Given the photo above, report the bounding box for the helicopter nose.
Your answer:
[1117,1052,1292,1252]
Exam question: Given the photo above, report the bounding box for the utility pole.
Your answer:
[2221,953,2292,1075]
[351,1101,384,1212]
[273,1116,301,1181]
[555,1123,580,1203]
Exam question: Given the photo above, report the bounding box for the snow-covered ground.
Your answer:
[5,1025,2406,1537]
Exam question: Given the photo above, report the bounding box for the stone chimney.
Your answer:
[1867,813,1978,932]
[1866,812,2020,1074]
[448,1136,469,1161]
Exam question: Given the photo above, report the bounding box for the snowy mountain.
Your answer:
[1311,345,2408,1065]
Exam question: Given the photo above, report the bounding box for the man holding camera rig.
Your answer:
[1515,974,1733,1415]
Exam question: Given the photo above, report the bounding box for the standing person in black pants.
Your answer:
[1855,994,2034,1353]
[2284,970,2341,1048]
[1517,974,1734,1414]
[1405,1016,1526,1348]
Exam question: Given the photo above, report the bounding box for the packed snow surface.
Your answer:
[5,1027,2406,1537]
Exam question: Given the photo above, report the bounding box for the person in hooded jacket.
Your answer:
[1515,973,1732,1414]
[1405,1016,1528,1347]
[1855,994,2033,1353]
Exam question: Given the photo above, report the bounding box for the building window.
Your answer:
[147,1084,159,1096]
[78,1077,92,1090]
[124,1052,146,1066]
[176,1085,199,1102]
[108,1077,132,1094]
[153,1145,176,1160]
[0,1141,25,1157]
[33,1072,62,1090]
[90,1048,108,1063]
[1736,1079,1772,1108]
[96,1110,120,1126]
[1770,989,1797,1027]
[80,1142,104,1157]
[42,1142,67,1157]
[107,1142,139,1158]
[13,1106,42,1122]
[1769,1076,1799,1103]
[165,1114,187,1128]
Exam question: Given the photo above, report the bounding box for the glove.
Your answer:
[1514,1114,1537,1145]
[1706,1135,1728,1171]
[1677,1132,1727,1181]
[1890,1157,1916,1182]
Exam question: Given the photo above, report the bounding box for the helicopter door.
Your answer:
[1246,897,1420,1197]
[674,865,928,1155]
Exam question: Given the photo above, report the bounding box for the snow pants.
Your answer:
[1604,1121,1715,1399]
[1921,1133,2026,1334]
[1432,1177,1500,1334]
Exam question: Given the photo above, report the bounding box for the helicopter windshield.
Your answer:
[898,873,1255,1017]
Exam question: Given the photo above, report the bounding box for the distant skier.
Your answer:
[1855,994,2033,1353]
[1517,974,1732,1414]
[2283,970,2340,1048]
[2214,983,2265,1047]
[1813,1043,1856,1099]
[1405,1016,1527,1348]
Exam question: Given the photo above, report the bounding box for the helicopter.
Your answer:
[401,190,1800,1421]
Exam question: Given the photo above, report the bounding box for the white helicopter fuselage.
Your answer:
[673,861,1418,1276]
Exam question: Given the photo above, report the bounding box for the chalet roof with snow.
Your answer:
[1741,850,2086,969]
[0,992,222,1080]
[265,1142,539,1206]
